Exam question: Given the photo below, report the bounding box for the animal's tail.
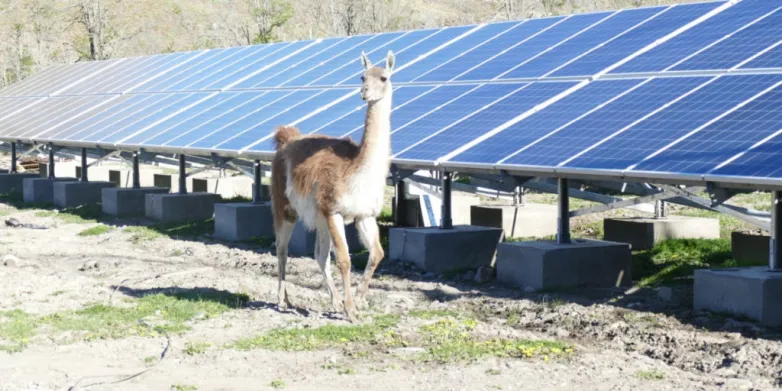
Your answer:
[273,125,302,151]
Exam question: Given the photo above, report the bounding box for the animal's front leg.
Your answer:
[327,213,359,322]
[315,224,341,312]
[354,216,384,309]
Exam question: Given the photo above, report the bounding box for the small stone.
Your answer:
[79,260,98,271]
[474,266,495,284]
[723,378,753,390]
[2,254,20,267]
[390,347,426,356]
[462,270,476,282]
[523,287,537,293]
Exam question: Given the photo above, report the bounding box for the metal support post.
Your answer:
[10,142,17,174]
[441,171,453,229]
[80,148,88,182]
[48,145,55,179]
[772,190,781,271]
[132,152,140,189]
[557,178,571,244]
[178,154,187,195]
[252,160,262,204]
[654,199,667,219]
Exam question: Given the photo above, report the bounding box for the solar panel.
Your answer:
[3,0,782,187]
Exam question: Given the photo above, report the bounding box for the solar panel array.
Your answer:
[0,0,781,187]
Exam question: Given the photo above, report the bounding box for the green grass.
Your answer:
[34,204,102,224]
[408,309,460,319]
[631,238,766,287]
[270,379,286,389]
[124,226,164,243]
[77,225,113,236]
[183,341,211,355]
[171,384,198,391]
[0,289,249,350]
[634,370,665,380]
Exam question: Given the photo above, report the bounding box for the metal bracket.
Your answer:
[86,150,122,168]
[389,165,415,185]
[658,184,770,231]
[706,181,752,206]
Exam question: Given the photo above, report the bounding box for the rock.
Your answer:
[390,347,426,356]
[462,270,476,282]
[79,260,98,271]
[474,266,495,284]
[2,254,20,267]
[96,260,120,270]
[723,378,753,390]
[523,286,537,293]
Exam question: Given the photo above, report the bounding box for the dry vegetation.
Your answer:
[1,0,701,88]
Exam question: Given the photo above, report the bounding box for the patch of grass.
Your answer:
[50,290,66,297]
[2,289,248,349]
[171,384,198,391]
[378,207,393,223]
[409,309,459,319]
[486,368,501,375]
[124,226,163,243]
[631,238,757,287]
[270,379,286,389]
[419,318,572,364]
[183,341,211,355]
[35,204,103,224]
[77,225,113,236]
[143,355,157,366]
[634,370,665,380]
[151,218,215,239]
[0,310,36,352]
[230,314,402,351]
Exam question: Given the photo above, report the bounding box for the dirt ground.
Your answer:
[0,178,780,390]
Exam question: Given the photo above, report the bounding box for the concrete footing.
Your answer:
[471,204,558,238]
[287,221,364,256]
[214,202,274,242]
[0,173,39,194]
[145,193,222,222]
[53,181,116,208]
[694,267,782,326]
[102,187,170,217]
[389,225,503,273]
[604,216,720,250]
[496,239,632,290]
[23,178,77,204]
[731,231,770,264]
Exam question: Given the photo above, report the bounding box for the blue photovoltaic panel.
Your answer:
[631,83,782,174]
[277,32,407,88]
[413,17,564,83]
[502,7,665,79]
[213,89,354,151]
[32,96,128,141]
[446,79,640,164]
[502,77,708,167]
[150,46,265,92]
[455,12,612,81]
[391,21,519,83]
[564,74,782,170]
[0,97,41,119]
[399,81,581,161]
[97,93,213,143]
[391,83,533,156]
[671,8,782,71]
[132,47,249,92]
[739,43,782,70]
[6,96,102,138]
[233,37,360,89]
[711,130,782,179]
[612,0,780,74]
[22,60,116,97]
[63,94,174,141]
[60,56,166,95]
[551,1,724,77]
[0,65,64,96]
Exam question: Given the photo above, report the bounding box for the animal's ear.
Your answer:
[360,51,372,70]
[385,50,395,73]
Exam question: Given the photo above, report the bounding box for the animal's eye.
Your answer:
[380,76,387,82]
[360,76,365,82]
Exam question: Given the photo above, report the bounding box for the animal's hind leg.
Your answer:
[315,222,341,312]
[327,213,358,322]
[355,216,384,308]
[275,219,295,310]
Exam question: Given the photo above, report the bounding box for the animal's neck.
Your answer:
[357,94,392,168]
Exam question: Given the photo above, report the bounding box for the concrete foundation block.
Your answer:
[53,181,116,208]
[145,192,222,222]
[496,239,632,290]
[731,231,770,264]
[694,267,782,326]
[0,173,39,194]
[604,216,720,250]
[471,204,558,239]
[23,177,78,205]
[214,202,274,242]
[102,187,170,217]
[288,221,364,257]
[389,225,504,273]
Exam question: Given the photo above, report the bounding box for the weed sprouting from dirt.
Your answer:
[77,225,113,236]
[270,379,286,389]
[408,309,460,319]
[183,341,211,355]
[124,226,163,243]
[171,384,198,391]
[634,370,665,380]
[35,204,102,224]
[0,310,36,352]
[143,355,157,366]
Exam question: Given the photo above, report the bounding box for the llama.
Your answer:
[270,50,395,321]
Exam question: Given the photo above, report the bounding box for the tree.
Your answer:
[245,0,294,44]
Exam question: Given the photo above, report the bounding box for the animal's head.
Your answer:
[359,50,394,102]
